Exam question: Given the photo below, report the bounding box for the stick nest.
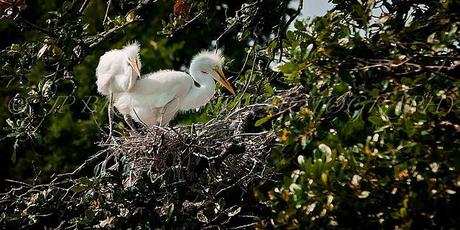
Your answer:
[108,106,275,190]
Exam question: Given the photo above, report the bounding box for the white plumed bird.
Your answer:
[96,42,142,96]
[96,42,142,134]
[114,50,235,127]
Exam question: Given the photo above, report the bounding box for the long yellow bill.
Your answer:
[214,67,235,95]
[128,58,141,77]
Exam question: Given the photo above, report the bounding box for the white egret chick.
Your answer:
[114,50,235,127]
[96,42,142,95]
[96,42,142,134]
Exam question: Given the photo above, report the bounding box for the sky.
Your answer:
[294,0,334,18]
[287,0,334,30]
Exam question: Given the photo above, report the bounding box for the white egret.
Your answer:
[114,50,235,127]
[96,42,142,95]
[96,42,142,133]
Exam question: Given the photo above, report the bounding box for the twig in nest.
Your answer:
[50,149,109,183]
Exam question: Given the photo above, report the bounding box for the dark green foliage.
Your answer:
[260,0,460,229]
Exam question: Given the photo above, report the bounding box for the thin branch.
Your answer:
[16,16,52,35]
[87,20,139,48]
[78,0,90,14]
[4,179,32,187]
[230,49,257,112]
[50,149,109,182]
[103,0,112,25]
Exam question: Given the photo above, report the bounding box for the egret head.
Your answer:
[122,42,142,78]
[191,50,235,94]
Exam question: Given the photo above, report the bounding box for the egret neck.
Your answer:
[180,62,216,110]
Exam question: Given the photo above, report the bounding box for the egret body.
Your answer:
[96,42,142,134]
[114,50,235,126]
[96,42,142,95]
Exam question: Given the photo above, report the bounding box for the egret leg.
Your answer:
[124,114,137,134]
[107,93,114,139]
[159,107,165,127]
[159,97,180,126]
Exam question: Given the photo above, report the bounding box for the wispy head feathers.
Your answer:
[191,49,224,65]
[122,41,140,58]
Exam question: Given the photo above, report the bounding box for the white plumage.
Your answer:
[96,42,141,95]
[96,42,142,134]
[114,50,235,126]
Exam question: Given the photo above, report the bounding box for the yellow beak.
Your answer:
[214,67,235,95]
[128,58,141,78]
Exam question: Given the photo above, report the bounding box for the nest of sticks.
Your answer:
[106,105,276,188]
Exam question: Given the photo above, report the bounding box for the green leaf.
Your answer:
[70,185,87,193]
[448,24,457,37]
[369,88,380,97]
[266,40,277,54]
[62,1,74,10]
[352,4,364,17]
[380,79,389,90]
[368,116,382,125]
[333,82,349,95]
[294,20,304,31]
[81,209,95,225]
[264,82,274,96]
[166,204,175,219]
[395,101,403,116]
[286,30,295,41]
[79,177,91,185]
[403,142,417,148]
[399,207,407,217]
[278,62,298,74]
[321,172,328,185]
[401,77,412,85]
[255,116,271,127]
[375,124,391,132]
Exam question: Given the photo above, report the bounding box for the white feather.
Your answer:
[113,50,234,126]
[95,42,141,95]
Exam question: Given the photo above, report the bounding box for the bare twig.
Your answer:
[79,0,90,14]
[103,0,112,25]
[51,149,109,182]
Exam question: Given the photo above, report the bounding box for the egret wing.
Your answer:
[114,70,193,126]
[95,50,128,95]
